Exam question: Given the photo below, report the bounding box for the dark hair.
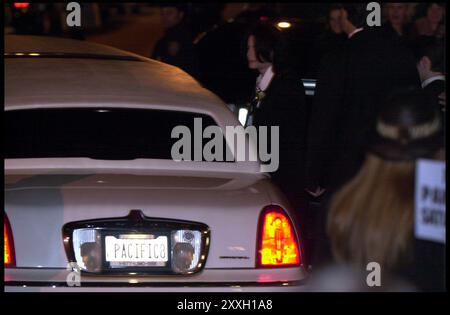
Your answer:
[382,86,439,123]
[342,3,368,28]
[425,2,445,14]
[329,3,344,16]
[414,2,445,19]
[413,38,445,73]
[244,23,293,74]
[369,86,443,160]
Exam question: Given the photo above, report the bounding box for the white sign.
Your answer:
[415,159,445,243]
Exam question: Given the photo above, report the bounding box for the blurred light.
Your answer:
[14,3,30,9]
[4,215,15,267]
[277,22,291,29]
[238,108,248,126]
[4,223,12,265]
[28,53,40,56]
[259,16,269,22]
[15,53,25,56]
[257,206,300,267]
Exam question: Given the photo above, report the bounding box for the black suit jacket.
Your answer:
[305,28,421,192]
[424,79,446,140]
[252,70,308,204]
[423,79,445,111]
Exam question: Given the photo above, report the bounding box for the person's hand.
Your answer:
[305,186,326,198]
[438,92,445,111]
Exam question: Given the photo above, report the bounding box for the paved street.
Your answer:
[86,7,163,58]
[85,4,247,58]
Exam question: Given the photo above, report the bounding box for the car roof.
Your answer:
[5,34,143,58]
[5,35,232,123]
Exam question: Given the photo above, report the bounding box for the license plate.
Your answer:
[105,235,168,266]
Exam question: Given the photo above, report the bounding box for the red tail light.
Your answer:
[14,3,30,9]
[257,205,301,267]
[4,214,16,267]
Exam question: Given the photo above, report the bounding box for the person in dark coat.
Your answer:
[305,4,421,197]
[244,23,309,237]
[379,3,414,45]
[304,4,421,267]
[152,4,199,77]
[308,4,347,76]
[414,38,446,118]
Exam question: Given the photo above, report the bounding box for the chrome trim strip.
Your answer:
[5,279,307,288]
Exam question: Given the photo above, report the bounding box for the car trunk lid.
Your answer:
[5,172,272,270]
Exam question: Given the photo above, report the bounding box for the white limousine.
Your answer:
[4,35,309,292]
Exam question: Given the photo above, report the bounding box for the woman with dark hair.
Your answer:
[327,87,445,291]
[412,3,445,40]
[244,22,309,236]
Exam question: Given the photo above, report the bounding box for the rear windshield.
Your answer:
[5,108,227,161]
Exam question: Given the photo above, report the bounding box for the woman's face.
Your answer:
[246,35,271,72]
[427,3,444,24]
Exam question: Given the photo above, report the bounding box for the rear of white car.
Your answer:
[4,35,309,292]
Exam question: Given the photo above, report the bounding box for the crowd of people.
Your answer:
[153,3,446,291]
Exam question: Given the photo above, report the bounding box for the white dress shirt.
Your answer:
[421,74,445,89]
[348,27,364,39]
[246,66,275,126]
[256,65,275,92]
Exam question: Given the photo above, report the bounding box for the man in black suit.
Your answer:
[251,70,308,198]
[245,23,308,238]
[304,4,421,266]
[152,4,199,78]
[305,4,421,196]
